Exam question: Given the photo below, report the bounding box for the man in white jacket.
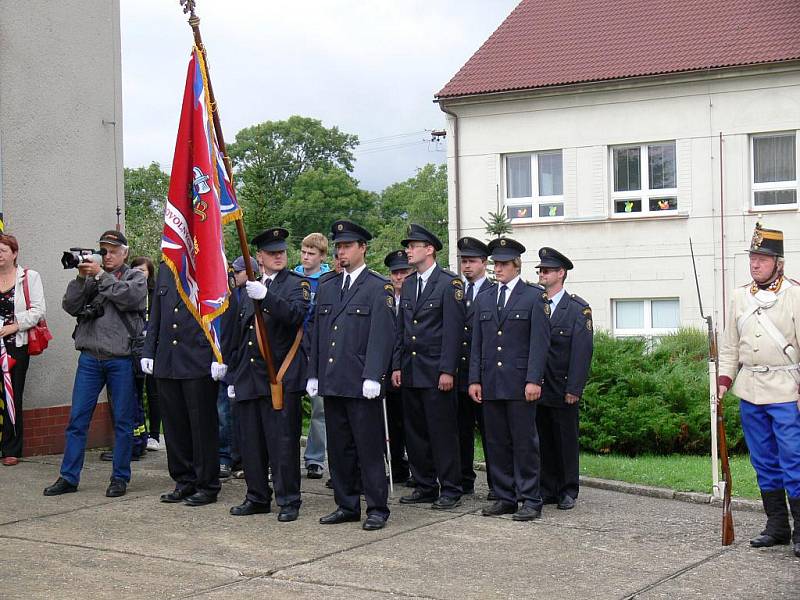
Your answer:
[718,222,800,558]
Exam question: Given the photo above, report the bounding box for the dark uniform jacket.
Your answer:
[142,265,214,379]
[468,281,551,401]
[227,269,309,401]
[308,268,395,398]
[458,278,496,392]
[392,265,466,388]
[540,292,594,407]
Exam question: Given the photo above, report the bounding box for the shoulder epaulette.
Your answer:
[287,270,304,278]
[318,271,339,286]
[369,269,389,282]
[569,293,590,308]
[526,281,544,290]
[442,268,459,278]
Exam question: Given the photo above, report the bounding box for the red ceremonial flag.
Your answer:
[161,46,239,361]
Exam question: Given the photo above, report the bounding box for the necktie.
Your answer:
[264,277,272,290]
[466,282,475,305]
[417,275,424,300]
[548,299,554,318]
[497,285,508,310]
[341,274,351,300]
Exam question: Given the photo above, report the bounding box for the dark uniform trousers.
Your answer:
[309,268,395,518]
[537,290,593,502]
[157,377,221,497]
[237,392,302,507]
[536,403,579,501]
[227,269,309,510]
[144,265,221,497]
[457,278,496,493]
[469,281,550,507]
[386,386,409,482]
[325,396,389,519]
[394,265,466,499]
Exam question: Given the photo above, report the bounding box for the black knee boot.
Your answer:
[751,489,791,547]
[788,496,800,558]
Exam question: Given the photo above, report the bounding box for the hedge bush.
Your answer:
[580,329,746,455]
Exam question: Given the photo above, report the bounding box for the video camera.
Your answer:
[61,248,107,270]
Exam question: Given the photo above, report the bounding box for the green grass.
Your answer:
[579,453,760,499]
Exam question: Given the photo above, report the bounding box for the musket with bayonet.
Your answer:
[690,238,734,546]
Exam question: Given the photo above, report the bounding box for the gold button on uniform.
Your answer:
[497,331,503,336]
[412,351,417,356]
[172,340,178,345]
[334,325,338,331]
[413,319,418,325]
[250,358,255,363]
[497,361,502,367]
[248,341,253,346]
[497,346,502,351]
[172,323,177,329]
[173,308,179,313]
[328,358,334,363]
[412,336,416,341]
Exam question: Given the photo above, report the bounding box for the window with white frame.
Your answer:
[611,142,677,216]
[751,132,797,209]
[504,151,564,220]
[613,298,680,339]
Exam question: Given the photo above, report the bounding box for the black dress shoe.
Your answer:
[183,491,217,506]
[230,499,271,516]
[43,477,78,496]
[486,490,499,501]
[319,508,360,524]
[399,489,438,504]
[512,504,542,521]
[481,501,517,516]
[557,495,576,510]
[160,488,196,503]
[404,476,418,488]
[278,505,299,522]
[750,533,790,547]
[100,451,113,462]
[307,464,324,479]
[105,478,127,498]
[542,496,558,505]
[432,495,462,510]
[363,514,387,530]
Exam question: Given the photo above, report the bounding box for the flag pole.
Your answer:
[179,0,283,410]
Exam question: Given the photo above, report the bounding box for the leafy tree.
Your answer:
[227,116,359,236]
[370,164,448,269]
[124,162,169,263]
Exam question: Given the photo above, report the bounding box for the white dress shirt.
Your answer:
[496,275,521,308]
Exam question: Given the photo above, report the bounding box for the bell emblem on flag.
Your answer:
[192,166,211,195]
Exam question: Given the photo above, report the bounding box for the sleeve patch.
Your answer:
[544,302,551,316]
[455,289,464,301]
[386,295,395,309]
[452,279,463,288]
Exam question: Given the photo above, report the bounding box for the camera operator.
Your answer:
[43,230,146,498]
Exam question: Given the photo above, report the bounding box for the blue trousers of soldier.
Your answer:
[740,399,800,498]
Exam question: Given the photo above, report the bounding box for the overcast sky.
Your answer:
[120,0,520,192]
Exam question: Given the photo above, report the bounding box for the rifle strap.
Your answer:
[742,294,800,384]
[276,327,304,384]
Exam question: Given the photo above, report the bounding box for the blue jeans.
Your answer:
[60,353,136,485]
[740,399,800,497]
[304,394,326,467]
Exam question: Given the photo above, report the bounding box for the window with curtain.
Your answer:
[504,150,564,221]
[752,133,797,208]
[611,142,677,216]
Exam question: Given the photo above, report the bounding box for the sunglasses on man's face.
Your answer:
[536,268,558,275]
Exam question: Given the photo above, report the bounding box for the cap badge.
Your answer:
[337,224,343,231]
[500,239,507,246]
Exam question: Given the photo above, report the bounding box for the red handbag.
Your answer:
[22,269,52,356]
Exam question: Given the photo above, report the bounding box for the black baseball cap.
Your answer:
[98,229,128,246]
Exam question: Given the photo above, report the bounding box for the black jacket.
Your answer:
[468,280,551,401]
[308,268,395,398]
[392,265,466,388]
[457,278,496,392]
[142,265,214,379]
[227,269,309,401]
[540,292,594,407]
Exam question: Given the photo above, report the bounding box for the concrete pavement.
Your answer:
[0,448,796,599]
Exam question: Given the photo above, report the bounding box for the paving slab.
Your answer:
[0,537,244,599]
[194,575,430,599]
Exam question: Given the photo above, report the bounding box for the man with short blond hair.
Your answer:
[295,232,331,480]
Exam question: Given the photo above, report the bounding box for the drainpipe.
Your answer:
[438,102,461,272]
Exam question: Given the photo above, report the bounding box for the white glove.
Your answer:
[211,361,227,381]
[306,378,319,397]
[140,358,153,375]
[246,280,268,300]
[227,385,235,399]
[362,379,381,399]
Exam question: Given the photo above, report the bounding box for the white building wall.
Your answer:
[443,66,800,334]
[0,0,124,410]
